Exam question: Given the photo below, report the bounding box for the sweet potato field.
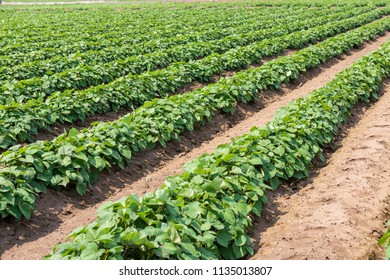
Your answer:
[0,0,389,260]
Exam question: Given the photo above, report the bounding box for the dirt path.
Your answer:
[251,82,390,260]
[1,33,389,260]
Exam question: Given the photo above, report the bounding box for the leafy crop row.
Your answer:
[45,38,390,260]
[0,8,263,64]
[0,6,375,104]
[0,6,328,80]
[0,18,388,221]
[0,11,388,149]
[1,5,288,56]
[0,7,266,49]
[1,1,368,44]
[0,5,322,68]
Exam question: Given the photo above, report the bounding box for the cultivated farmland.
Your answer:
[0,0,389,260]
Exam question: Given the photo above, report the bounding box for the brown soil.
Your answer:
[250,82,390,260]
[0,33,389,260]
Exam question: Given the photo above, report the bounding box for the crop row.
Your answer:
[0,6,339,81]
[0,1,361,36]
[0,6,378,105]
[1,1,314,37]
[0,7,330,80]
[45,38,390,260]
[0,8,267,64]
[0,6,276,48]
[2,5,286,54]
[0,5,366,101]
[0,18,388,221]
[0,5,323,68]
[0,11,388,149]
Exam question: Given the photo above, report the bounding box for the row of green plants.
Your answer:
[0,4,278,55]
[0,5,311,67]
[0,18,388,221]
[0,12,388,149]
[0,6,268,48]
[2,0,367,37]
[3,1,313,39]
[0,5,367,103]
[0,6,337,81]
[45,39,390,260]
